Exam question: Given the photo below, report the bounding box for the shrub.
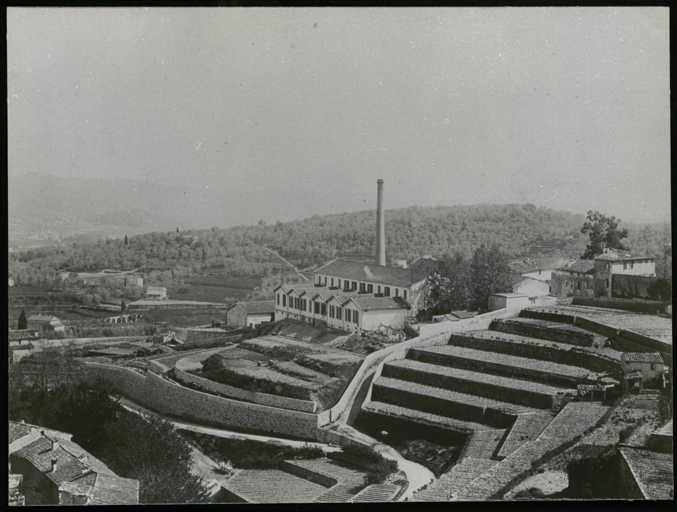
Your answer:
[327,444,398,484]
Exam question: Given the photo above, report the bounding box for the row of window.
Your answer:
[326,305,360,324]
[276,292,363,324]
[316,277,409,300]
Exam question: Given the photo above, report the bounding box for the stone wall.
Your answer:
[381,363,554,410]
[84,363,326,441]
[612,275,672,301]
[490,319,594,347]
[277,461,337,488]
[519,309,575,324]
[407,348,591,387]
[448,334,620,374]
[571,317,621,339]
[573,296,669,314]
[172,366,317,413]
[371,383,517,428]
[186,329,238,343]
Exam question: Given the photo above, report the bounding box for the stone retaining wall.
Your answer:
[520,309,575,324]
[618,330,671,356]
[407,348,590,388]
[448,334,620,374]
[371,383,516,429]
[84,362,326,441]
[173,366,317,413]
[490,319,594,347]
[381,363,554,410]
[186,329,239,343]
[277,460,337,488]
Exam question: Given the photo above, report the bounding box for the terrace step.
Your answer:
[372,377,539,428]
[408,345,599,387]
[492,317,607,348]
[494,412,555,460]
[447,330,621,374]
[350,483,401,502]
[362,400,505,436]
[411,457,499,501]
[383,359,573,410]
[313,485,365,503]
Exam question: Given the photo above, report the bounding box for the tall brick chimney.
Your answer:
[375,179,386,266]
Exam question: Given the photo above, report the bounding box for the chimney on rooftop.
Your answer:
[375,179,386,266]
[51,439,59,452]
[51,458,58,473]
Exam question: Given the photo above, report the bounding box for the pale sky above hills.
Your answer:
[7,7,671,226]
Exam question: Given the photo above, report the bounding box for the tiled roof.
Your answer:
[594,249,654,262]
[556,259,596,274]
[621,352,664,364]
[346,296,410,311]
[9,421,34,444]
[409,256,442,274]
[508,259,542,274]
[14,437,89,485]
[27,315,59,322]
[238,300,275,315]
[619,447,674,500]
[9,422,139,505]
[315,260,429,287]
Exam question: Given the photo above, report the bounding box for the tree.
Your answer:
[176,227,179,233]
[124,234,129,246]
[18,309,28,330]
[469,244,516,310]
[580,211,629,259]
[422,252,471,318]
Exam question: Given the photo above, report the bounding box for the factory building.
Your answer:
[274,180,431,333]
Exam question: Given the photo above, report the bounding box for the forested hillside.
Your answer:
[8,204,671,287]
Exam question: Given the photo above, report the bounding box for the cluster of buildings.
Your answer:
[56,270,144,288]
[9,421,139,505]
[550,249,658,298]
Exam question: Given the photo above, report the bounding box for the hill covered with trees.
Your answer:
[8,204,671,287]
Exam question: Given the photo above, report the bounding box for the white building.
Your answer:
[488,293,530,312]
[145,286,167,300]
[26,315,65,333]
[620,352,666,383]
[274,282,410,333]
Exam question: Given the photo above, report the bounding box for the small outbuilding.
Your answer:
[145,286,167,300]
[226,300,275,329]
[488,293,530,312]
[620,352,666,383]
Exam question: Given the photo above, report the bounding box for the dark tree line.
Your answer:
[9,354,209,504]
[422,244,518,317]
[9,204,671,289]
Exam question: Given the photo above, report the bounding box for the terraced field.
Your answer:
[220,458,382,503]
[360,310,628,501]
[194,336,363,411]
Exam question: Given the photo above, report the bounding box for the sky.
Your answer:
[7,7,671,225]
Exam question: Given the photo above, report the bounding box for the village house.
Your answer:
[225,300,275,328]
[550,249,657,298]
[26,315,65,333]
[620,352,666,383]
[8,421,139,505]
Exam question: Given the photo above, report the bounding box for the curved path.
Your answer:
[325,368,435,501]
[118,396,340,453]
